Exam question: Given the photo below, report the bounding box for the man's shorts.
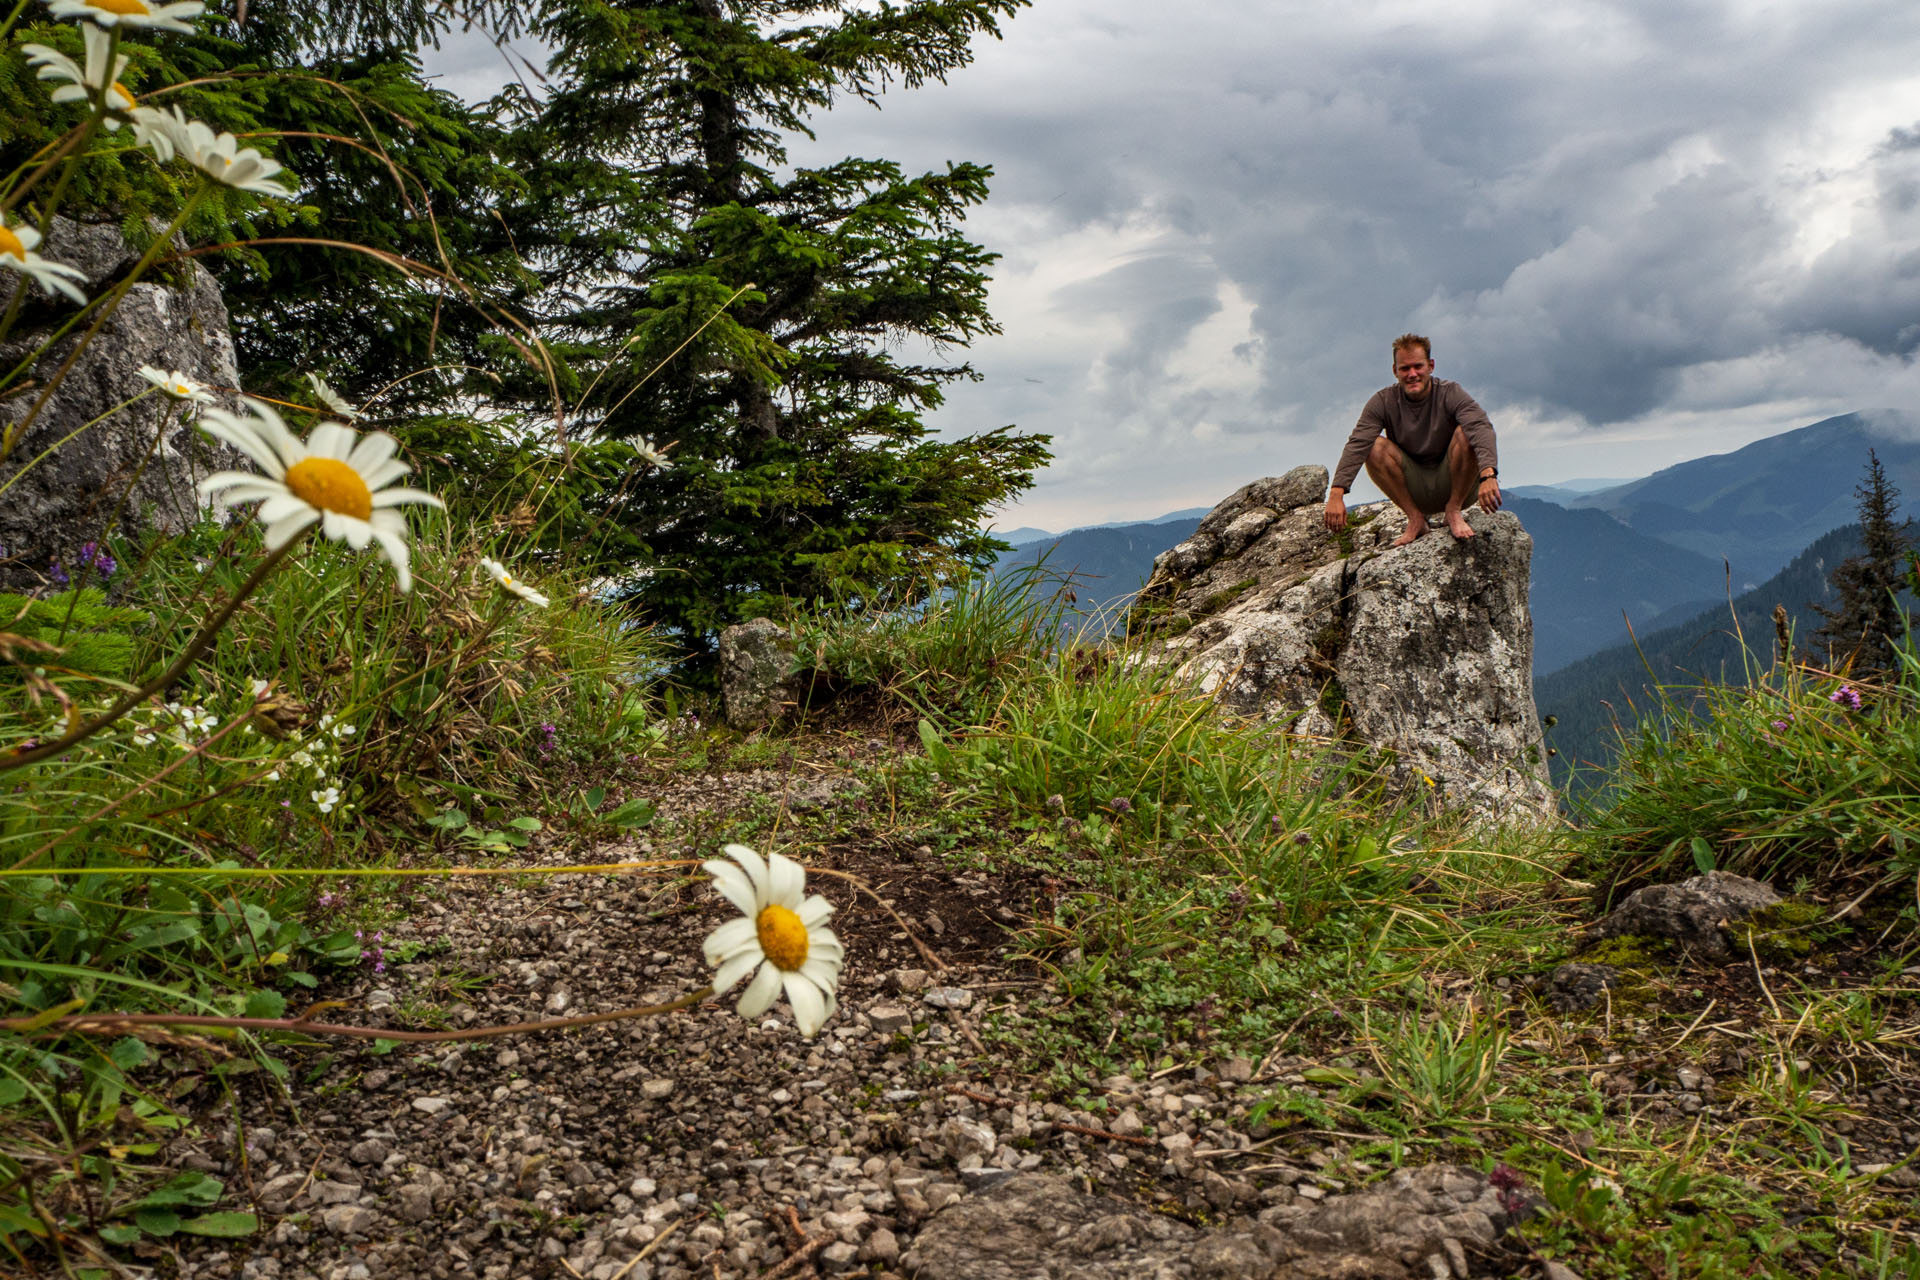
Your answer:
[1400,454,1455,516]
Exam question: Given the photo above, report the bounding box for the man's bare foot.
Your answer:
[1444,510,1475,539]
[1392,518,1429,547]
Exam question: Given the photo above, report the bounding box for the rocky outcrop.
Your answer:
[902,1166,1518,1279]
[1128,466,1553,818]
[0,218,241,591]
[718,617,801,730]
[1588,871,1780,962]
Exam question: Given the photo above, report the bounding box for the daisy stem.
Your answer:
[0,531,304,778]
[0,184,205,465]
[0,985,719,1043]
[0,0,33,45]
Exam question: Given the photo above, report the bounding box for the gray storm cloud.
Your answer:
[425,1,1920,524]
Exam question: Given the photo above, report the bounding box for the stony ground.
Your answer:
[125,737,1920,1280]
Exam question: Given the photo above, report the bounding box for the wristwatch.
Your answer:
[1478,467,1497,480]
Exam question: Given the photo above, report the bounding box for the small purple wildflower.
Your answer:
[1293,830,1312,847]
[77,541,116,577]
[1225,885,1248,908]
[1830,685,1862,711]
[1108,797,1133,814]
[47,560,68,587]
[1044,793,1065,811]
[1487,1163,1528,1216]
[537,722,559,759]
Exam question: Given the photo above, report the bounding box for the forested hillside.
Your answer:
[1536,524,1876,789]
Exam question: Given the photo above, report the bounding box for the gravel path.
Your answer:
[158,758,1314,1280]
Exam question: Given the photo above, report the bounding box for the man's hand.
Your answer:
[1477,473,1502,513]
[1324,490,1347,532]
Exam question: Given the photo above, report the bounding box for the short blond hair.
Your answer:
[1391,333,1432,361]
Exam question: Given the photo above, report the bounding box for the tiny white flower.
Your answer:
[45,0,206,33]
[634,438,673,470]
[305,373,361,421]
[312,786,341,814]
[264,768,280,782]
[290,749,313,768]
[138,364,215,404]
[133,728,156,747]
[250,679,270,697]
[479,557,551,608]
[0,216,87,304]
[331,721,355,739]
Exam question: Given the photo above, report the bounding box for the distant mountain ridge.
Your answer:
[1534,523,1920,793]
[1567,412,1920,584]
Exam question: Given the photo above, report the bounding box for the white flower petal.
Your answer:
[723,844,771,902]
[797,894,835,927]
[703,860,761,919]
[710,947,762,996]
[262,509,318,551]
[702,916,757,965]
[735,961,781,1019]
[766,850,805,909]
[783,971,829,1038]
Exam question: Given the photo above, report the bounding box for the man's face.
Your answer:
[1393,347,1433,400]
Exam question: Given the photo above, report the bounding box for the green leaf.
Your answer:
[605,798,656,828]
[508,816,543,831]
[244,990,287,1020]
[133,1171,222,1209]
[1690,837,1716,874]
[179,1212,258,1238]
[284,970,318,988]
[0,1079,29,1106]
[98,1223,142,1245]
[108,1037,149,1070]
[584,786,607,810]
[0,1203,48,1236]
[133,1208,181,1236]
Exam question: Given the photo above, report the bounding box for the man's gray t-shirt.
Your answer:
[1331,378,1497,493]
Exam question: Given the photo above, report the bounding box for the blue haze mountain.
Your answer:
[1534,525,1901,793]
[1567,413,1920,585]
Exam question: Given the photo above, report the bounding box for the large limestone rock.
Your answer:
[902,1166,1516,1279]
[718,617,801,730]
[0,218,242,591]
[1128,465,1553,818]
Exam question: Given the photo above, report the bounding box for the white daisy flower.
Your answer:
[23,25,138,125]
[128,103,186,163]
[44,0,206,33]
[0,216,87,304]
[166,116,289,197]
[479,557,551,608]
[701,844,845,1038]
[195,398,443,592]
[138,364,214,404]
[305,373,361,421]
[634,438,673,470]
[312,786,341,814]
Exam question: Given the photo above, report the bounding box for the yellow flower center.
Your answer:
[88,0,154,14]
[756,904,810,972]
[284,456,372,520]
[110,82,137,110]
[0,226,25,262]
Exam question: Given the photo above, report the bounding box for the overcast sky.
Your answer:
[423,1,1920,532]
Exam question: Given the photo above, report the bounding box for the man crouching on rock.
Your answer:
[1324,333,1501,546]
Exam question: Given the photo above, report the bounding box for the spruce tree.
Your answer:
[508,0,1052,653]
[1813,449,1915,678]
